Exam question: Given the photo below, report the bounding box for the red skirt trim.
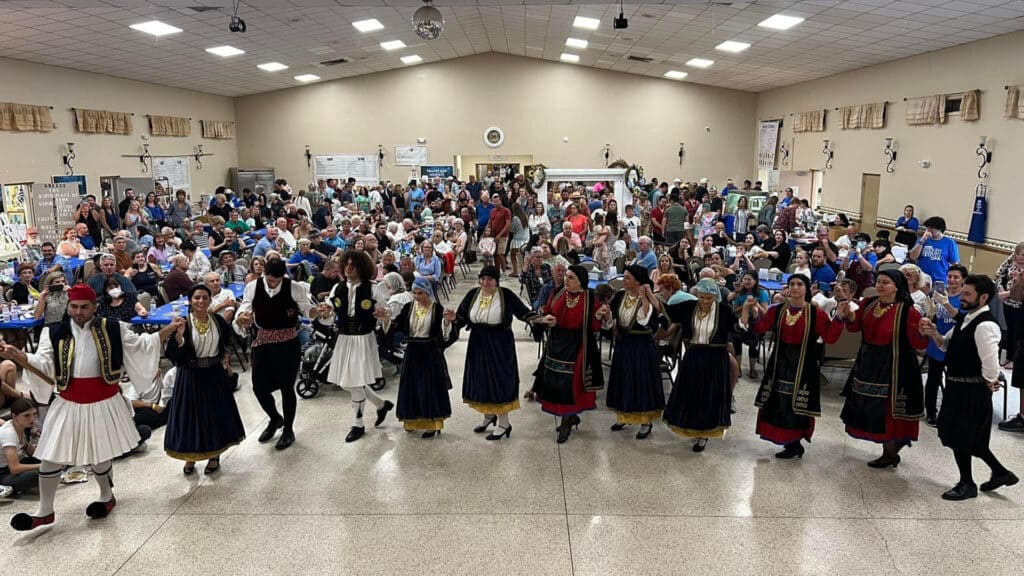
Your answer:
[60,376,120,404]
[845,407,919,445]
[755,410,815,445]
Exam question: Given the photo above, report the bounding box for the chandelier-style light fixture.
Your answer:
[412,0,444,40]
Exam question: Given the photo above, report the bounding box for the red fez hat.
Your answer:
[66,283,97,302]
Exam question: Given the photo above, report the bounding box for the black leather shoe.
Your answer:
[258,418,283,443]
[421,430,440,439]
[692,438,708,452]
[981,471,1019,492]
[275,430,295,450]
[925,416,938,428]
[486,425,511,441]
[635,424,652,439]
[86,497,116,519]
[610,423,626,431]
[10,512,55,531]
[867,455,900,469]
[375,401,394,427]
[345,426,365,443]
[775,443,805,459]
[473,415,497,433]
[942,483,978,501]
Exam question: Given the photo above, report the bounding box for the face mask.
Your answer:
[108,288,123,299]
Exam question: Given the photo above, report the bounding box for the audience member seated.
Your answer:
[656,273,696,305]
[111,235,133,273]
[205,272,237,324]
[253,227,282,258]
[164,254,193,302]
[181,240,211,281]
[808,247,837,288]
[56,226,83,258]
[310,259,341,302]
[287,238,324,277]
[216,251,247,284]
[125,249,163,304]
[33,242,71,285]
[0,398,41,496]
[96,275,145,322]
[146,232,174,267]
[33,271,68,326]
[245,256,265,285]
[11,263,39,304]
[87,253,137,297]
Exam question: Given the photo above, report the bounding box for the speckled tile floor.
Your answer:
[3,272,1024,576]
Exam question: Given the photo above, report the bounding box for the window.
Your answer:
[945,94,963,116]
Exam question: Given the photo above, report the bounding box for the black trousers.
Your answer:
[251,338,301,431]
[133,406,169,430]
[925,357,945,418]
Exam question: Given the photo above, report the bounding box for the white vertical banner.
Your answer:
[758,119,782,170]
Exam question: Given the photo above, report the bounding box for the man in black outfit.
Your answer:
[233,259,314,450]
[922,274,1018,500]
[117,188,135,220]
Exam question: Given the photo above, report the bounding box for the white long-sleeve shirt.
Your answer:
[936,304,1002,382]
[24,318,164,404]
[233,277,314,335]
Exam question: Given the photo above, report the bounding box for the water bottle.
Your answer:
[2,306,10,323]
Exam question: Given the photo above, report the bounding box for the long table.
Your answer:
[130,283,245,326]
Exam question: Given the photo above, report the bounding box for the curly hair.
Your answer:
[339,249,376,282]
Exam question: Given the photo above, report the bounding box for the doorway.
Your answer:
[859,173,880,236]
[475,163,521,183]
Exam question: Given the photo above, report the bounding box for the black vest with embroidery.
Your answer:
[253,277,300,329]
[48,317,124,390]
[331,282,377,335]
[944,310,994,382]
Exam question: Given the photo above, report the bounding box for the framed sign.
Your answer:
[483,126,504,148]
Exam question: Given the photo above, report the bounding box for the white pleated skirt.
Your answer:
[35,395,140,466]
[327,332,383,389]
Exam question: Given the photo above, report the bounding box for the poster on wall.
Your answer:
[53,175,88,198]
[313,154,379,184]
[394,145,428,166]
[420,165,454,180]
[758,119,782,170]
[152,157,192,195]
[30,182,81,247]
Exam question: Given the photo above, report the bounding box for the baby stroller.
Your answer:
[296,322,389,399]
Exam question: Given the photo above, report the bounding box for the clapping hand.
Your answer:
[918,317,937,337]
[443,308,457,323]
[837,300,854,322]
[932,291,949,307]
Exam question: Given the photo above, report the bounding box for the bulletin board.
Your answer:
[29,182,81,247]
[313,154,379,185]
[53,174,88,197]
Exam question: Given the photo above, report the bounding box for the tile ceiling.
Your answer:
[1,0,1023,96]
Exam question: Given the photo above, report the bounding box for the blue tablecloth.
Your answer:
[0,313,43,330]
[131,284,245,326]
[588,275,621,289]
[760,273,792,292]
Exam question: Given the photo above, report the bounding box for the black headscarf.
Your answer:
[877,269,912,305]
[478,265,501,284]
[625,264,653,288]
[568,265,589,290]
[788,273,812,303]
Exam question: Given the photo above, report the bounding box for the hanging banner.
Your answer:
[420,165,454,180]
[968,184,987,243]
[152,156,191,194]
[394,145,428,166]
[53,175,88,198]
[758,119,782,170]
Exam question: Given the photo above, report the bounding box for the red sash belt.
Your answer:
[60,376,119,404]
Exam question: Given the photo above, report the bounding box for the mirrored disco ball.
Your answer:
[412,5,444,40]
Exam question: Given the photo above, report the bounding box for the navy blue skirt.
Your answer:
[461,325,521,414]
[397,339,453,430]
[164,363,246,461]
[663,345,732,438]
[606,332,665,423]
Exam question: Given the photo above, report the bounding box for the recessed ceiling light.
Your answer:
[565,37,589,49]
[560,53,580,63]
[758,14,805,30]
[686,58,714,68]
[573,16,600,30]
[205,45,245,58]
[715,40,750,53]
[401,54,422,64]
[352,18,384,33]
[380,40,406,50]
[294,74,320,82]
[129,20,182,37]
[664,70,688,80]
[257,62,288,72]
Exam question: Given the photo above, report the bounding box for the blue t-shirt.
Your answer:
[917,236,959,284]
[926,293,961,361]
[733,288,770,308]
[896,216,919,231]
[810,264,837,287]
[288,251,324,269]
[476,202,495,230]
[408,188,426,211]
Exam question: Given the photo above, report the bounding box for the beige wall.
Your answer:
[234,52,757,189]
[756,31,1024,246]
[0,57,237,200]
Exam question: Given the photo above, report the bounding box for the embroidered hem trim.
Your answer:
[463,399,520,415]
[666,424,728,439]
[614,410,664,425]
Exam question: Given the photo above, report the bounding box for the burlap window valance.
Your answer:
[149,114,191,137]
[839,102,886,129]
[74,108,133,135]
[0,102,54,132]
[201,119,235,139]
[905,95,946,125]
[792,110,825,133]
[960,89,980,121]
[1005,85,1024,119]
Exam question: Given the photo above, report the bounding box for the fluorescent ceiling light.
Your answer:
[664,70,688,80]
[401,54,422,64]
[565,38,588,49]
[257,62,288,72]
[352,19,384,32]
[758,14,805,30]
[294,74,320,82]
[715,40,750,53]
[129,20,182,37]
[686,58,714,68]
[205,45,245,58]
[573,16,600,30]
[560,53,580,63]
[380,40,406,50]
